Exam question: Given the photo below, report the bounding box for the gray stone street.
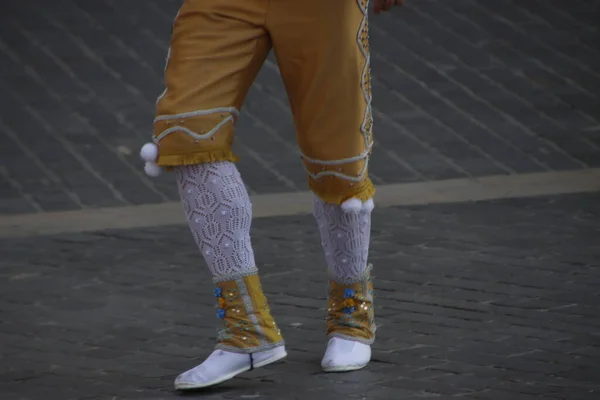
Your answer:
[0,0,599,399]
[1,194,600,399]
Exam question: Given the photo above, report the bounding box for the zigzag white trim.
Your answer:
[356,0,373,151]
[153,107,240,142]
[308,159,370,182]
[301,144,373,166]
[154,107,240,122]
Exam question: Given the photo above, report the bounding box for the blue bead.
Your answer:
[214,287,223,297]
[343,289,355,298]
[343,307,355,314]
[216,308,225,319]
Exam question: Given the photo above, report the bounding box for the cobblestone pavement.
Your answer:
[1,192,599,400]
[1,0,599,214]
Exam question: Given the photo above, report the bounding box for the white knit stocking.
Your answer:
[313,198,374,283]
[176,162,257,278]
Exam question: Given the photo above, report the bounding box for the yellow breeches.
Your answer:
[153,0,375,204]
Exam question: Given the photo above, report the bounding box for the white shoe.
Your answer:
[321,337,371,372]
[174,346,287,390]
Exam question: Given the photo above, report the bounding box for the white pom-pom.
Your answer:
[341,198,362,213]
[144,162,162,177]
[362,198,375,213]
[140,143,158,162]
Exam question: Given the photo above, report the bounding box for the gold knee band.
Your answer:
[214,272,284,353]
[326,265,376,344]
[309,175,375,205]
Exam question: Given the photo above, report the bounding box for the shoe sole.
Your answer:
[174,347,287,390]
[322,362,369,373]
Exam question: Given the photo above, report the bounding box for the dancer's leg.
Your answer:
[268,0,376,372]
[174,162,285,389]
[140,0,285,390]
[314,198,375,372]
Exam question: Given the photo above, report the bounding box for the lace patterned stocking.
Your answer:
[313,198,372,283]
[176,162,257,278]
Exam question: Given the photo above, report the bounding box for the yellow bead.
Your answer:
[343,298,355,308]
